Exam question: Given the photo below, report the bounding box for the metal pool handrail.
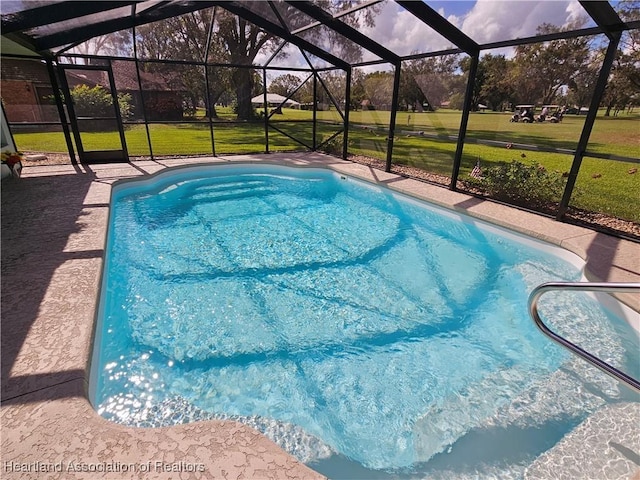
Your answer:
[528,282,640,394]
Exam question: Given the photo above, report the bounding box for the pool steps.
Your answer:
[525,402,640,480]
[529,282,640,393]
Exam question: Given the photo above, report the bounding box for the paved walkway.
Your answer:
[2,153,638,479]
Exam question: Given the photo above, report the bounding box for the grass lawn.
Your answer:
[12,107,639,222]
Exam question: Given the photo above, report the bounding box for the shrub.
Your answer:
[464,160,570,210]
[318,135,344,155]
[69,85,133,128]
[117,92,133,120]
[70,85,112,117]
[144,92,182,121]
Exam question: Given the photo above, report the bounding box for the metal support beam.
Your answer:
[216,2,349,70]
[34,2,219,51]
[313,73,317,151]
[579,1,623,40]
[205,66,217,156]
[1,1,137,34]
[106,59,129,161]
[311,66,345,121]
[557,32,621,218]
[291,0,382,35]
[204,6,216,63]
[45,59,77,165]
[263,41,287,68]
[263,68,269,153]
[204,6,217,156]
[57,66,85,161]
[343,67,352,160]
[395,0,479,55]
[385,62,402,173]
[286,1,400,64]
[268,1,289,31]
[450,53,479,190]
[132,13,154,160]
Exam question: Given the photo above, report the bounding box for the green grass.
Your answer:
[12,107,639,222]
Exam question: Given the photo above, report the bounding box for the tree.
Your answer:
[402,55,460,111]
[511,20,592,105]
[363,71,394,110]
[602,1,640,115]
[269,74,307,101]
[136,9,215,118]
[318,72,347,108]
[213,2,381,120]
[213,11,276,121]
[133,3,383,121]
[565,48,600,111]
[477,54,514,111]
[399,60,427,111]
[349,69,367,110]
[68,31,133,60]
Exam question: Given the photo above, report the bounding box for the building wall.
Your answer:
[1,80,43,122]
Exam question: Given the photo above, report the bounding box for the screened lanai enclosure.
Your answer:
[1,1,639,237]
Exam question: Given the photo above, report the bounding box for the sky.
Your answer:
[263,0,598,70]
[360,0,594,58]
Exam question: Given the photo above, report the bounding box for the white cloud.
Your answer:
[258,1,596,69]
[357,0,594,60]
[357,1,457,58]
[565,0,590,25]
[460,0,592,45]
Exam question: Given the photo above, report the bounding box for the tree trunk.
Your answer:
[233,68,255,121]
[206,91,223,119]
[605,101,613,117]
[207,103,218,119]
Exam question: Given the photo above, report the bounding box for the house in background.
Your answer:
[1,58,185,123]
[251,93,301,110]
[1,58,58,123]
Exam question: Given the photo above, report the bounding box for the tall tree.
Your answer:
[69,31,133,59]
[403,55,460,111]
[107,3,383,120]
[565,48,600,111]
[349,69,367,110]
[477,54,514,111]
[399,59,427,111]
[602,0,640,115]
[215,11,276,120]
[269,74,307,100]
[137,9,218,117]
[363,71,394,109]
[213,1,381,120]
[459,55,486,111]
[511,20,592,105]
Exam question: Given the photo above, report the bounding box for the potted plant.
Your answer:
[1,151,24,179]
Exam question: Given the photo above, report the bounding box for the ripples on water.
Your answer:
[93,166,639,479]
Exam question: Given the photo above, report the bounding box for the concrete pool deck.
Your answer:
[1,152,638,479]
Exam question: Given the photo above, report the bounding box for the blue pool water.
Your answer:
[92,164,639,478]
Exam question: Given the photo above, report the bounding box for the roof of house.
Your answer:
[1,58,50,83]
[251,93,301,105]
[2,58,181,93]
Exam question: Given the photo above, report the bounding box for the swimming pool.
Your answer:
[91,163,639,478]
